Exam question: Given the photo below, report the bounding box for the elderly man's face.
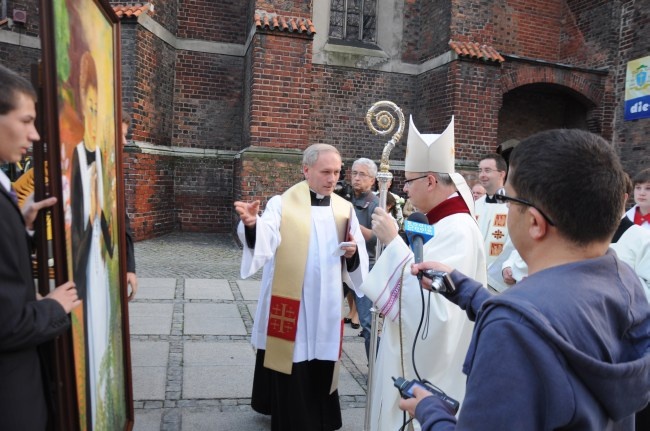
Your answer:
[351,163,375,195]
[0,92,39,164]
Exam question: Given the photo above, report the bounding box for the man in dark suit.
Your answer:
[0,64,81,430]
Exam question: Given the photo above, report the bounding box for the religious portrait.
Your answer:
[39,0,133,429]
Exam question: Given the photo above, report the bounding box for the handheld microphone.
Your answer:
[404,212,434,268]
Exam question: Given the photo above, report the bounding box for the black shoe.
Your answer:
[351,322,360,329]
[344,317,352,324]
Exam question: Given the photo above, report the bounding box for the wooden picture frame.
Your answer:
[39,1,133,429]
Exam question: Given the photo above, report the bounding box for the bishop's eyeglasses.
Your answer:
[495,190,556,226]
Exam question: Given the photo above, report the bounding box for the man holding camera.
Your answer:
[361,116,486,431]
[404,129,650,430]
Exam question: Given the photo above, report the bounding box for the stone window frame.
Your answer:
[328,0,378,44]
[313,0,404,66]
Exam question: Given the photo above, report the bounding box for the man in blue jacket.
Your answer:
[402,128,650,430]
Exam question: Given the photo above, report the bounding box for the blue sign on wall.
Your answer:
[625,56,650,121]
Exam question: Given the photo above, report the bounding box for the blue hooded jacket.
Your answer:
[414,250,650,430]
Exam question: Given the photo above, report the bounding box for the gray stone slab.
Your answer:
[133,409,163,431]
[236,279,261,300]
[182,408,271,431]
[135,278,176,300]
[132,366,167,400]
[129,303,174,335]
[130,341,169,367]
[343,341,369,376]
[247,303,258,320]
[185,278,233,300]
[184,341,255,366]
[341,407,365,431]
[184,303,247,335]
[338,363,366,396]
[183,341,255,398]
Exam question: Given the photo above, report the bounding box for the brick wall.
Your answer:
[145,0,178,35]
[560,0,618,68]
[131,28,175,146]
[451,61,503,161]
[310,65,416,162]
[3,0,40,36]
[173,51,244,150]
[178,0,248,44]
[0,44,39,77]
[248,31,313,150]
[612,0,650,177]
[174,157,236,232]
[119,20,137,117]
[402,0,451,63]
[123,150,176,239]
[255,0,311,18]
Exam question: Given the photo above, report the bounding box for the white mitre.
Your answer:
[404,115,475,216]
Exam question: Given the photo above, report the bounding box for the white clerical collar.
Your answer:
[0,169,11,193]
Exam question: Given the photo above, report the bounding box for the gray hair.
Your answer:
[352,158,378,178]
[303,144,340,166]
[432,172,454,186]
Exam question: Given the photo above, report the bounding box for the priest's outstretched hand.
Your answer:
[234,200,260,227]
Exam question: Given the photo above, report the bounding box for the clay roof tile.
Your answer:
[112,3,152,19]
[448,40,505,63]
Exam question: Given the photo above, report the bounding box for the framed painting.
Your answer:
[39,0,133,430]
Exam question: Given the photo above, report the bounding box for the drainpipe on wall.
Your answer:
[1,0,6,20]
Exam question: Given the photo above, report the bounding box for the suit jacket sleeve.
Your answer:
[0,196,69,353]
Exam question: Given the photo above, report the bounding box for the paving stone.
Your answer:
[129,303,174,335]
[181,408,271,431]
[184,303,247,335]
[129,233,366,430]
[133,409,162,431]
[133,366,167,400]
[135,278,177,300]
[185,279,233,300]
[131,341,170,367]
[236,279,261,300]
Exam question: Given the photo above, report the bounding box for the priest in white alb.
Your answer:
[361,116,487,431]
[234,143,369,431]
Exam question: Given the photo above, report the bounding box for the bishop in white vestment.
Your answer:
[361,117,487,431]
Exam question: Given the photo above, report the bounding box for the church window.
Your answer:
[329,0,377,43]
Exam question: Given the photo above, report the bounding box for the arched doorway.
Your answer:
[496,83,594,163]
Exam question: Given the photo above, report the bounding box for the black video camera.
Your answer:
[420,270,456,295]
[334,179,353,201]
[392,376,460,414]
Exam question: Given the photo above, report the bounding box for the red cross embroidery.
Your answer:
[267,296,300,341]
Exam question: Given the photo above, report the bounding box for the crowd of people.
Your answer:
[234,120,649,431]
[2,57,649,430]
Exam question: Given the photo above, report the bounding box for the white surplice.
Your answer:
[361,212,487,431]
[238,194,369,362]
[474,196,509,267]
[610,223,650,301]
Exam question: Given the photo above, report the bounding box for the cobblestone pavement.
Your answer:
[130,232,368,431]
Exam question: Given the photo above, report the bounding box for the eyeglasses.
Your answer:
[403,175,429,187]
[495,191,555,226]
[351,171,372,179]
